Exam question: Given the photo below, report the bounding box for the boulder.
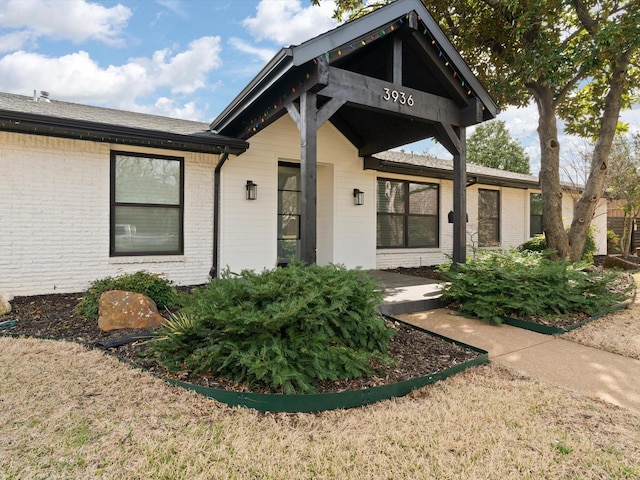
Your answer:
[0,295,11,315]
[98,290,166,332]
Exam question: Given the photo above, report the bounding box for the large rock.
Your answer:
[0,295,11,315]
[98,290,166,331]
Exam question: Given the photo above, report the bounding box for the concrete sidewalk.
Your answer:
[371,270,640,413]
[399,308,640,414]
[369,270,444,315]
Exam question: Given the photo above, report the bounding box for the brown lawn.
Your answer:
[2,331,640,479]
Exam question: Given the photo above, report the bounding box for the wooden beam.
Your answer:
[319,67,467,126]
[435,122,461,156]
[285,102,301,130]
[238,59,330,139]
[299,91,317,265]
[316,97,346,127]
[359,121,438,156]
[408,31,471,107]
[452,127,467,265]
[393,37,402,85]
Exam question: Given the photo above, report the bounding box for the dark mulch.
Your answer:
[1,293,481,395]
[383,265,447,281]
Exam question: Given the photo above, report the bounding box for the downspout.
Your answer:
[209,147,230,278]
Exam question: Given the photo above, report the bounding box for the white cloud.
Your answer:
[147,97,204,120]
[131,36,224,95]
[229,37,276,62]
[156,0,189,19]
[0,30,37,53]
[0,0,131,48]
[0,36,223,117]
[243,0,338,46]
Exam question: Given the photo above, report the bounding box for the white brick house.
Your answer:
[0,0,606,297]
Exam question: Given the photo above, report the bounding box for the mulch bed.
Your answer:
[1,293,481,394]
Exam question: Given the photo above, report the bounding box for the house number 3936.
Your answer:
[382,88,414,106]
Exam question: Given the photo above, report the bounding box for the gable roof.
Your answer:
[0,92,248,155]
[210,0,497,156]
[369,150,540,189]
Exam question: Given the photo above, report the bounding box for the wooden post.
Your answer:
[299,91,318,264]
[453,127,467,264]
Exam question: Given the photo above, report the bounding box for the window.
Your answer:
[277,163,301,264]
[530,193,543,237]
[377,179,439,248]
[110,151,183,256]
[478,189,500,247]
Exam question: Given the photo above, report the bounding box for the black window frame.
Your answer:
[110,150,185,257]
[530,192,543,237]
[376,178,440,249]
[277,161,302,265]
[478,188,500,247]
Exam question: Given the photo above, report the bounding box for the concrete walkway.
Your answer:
[375,271,640,414]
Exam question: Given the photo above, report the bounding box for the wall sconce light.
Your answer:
[246,180,258,200]
[353,188,364,206]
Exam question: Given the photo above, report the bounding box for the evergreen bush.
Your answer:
[519,228,597,262]
[75,271,180,319]
[441,249,630,325]
[149,263,394,394]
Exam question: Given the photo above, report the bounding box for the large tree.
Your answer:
[318,0,640,261]
[467,120,531,174]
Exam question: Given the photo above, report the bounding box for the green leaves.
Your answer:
[441,249,630,325]
[74,271,180,320]
[149,262,394,394]
[467,120,531,174]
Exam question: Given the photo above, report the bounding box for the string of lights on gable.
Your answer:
[244,12,479,136]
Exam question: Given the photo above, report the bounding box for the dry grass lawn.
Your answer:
[2,335,640,479]
[562,273,640,360]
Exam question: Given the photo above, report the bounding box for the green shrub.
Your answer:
[519,228,597,263]
[75,271,179,319]
[607,229,621,254]
[518,235,549,254]
[441,249,630,325]
[149,263,394,394]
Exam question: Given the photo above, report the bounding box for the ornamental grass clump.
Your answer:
[149,263,394,394]
[441,249,630,325]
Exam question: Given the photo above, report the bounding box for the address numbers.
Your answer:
[382,88,414,106]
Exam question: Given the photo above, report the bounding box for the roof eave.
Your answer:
[365,156,539,189]
[1,110,249,155]
[209,49,293,133]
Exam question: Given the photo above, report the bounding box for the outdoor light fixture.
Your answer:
[353,188,364,206]
[246,180,258,200]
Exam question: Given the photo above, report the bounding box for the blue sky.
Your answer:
[1,0,638,175]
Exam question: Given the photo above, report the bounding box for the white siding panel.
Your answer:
[0,132,219,296]
[219,115,377,272]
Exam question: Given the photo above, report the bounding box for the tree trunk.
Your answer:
[622,214,634,256]
[533,86,570,258]
[567,52,630,261]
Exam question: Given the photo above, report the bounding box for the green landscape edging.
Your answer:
[501,301,631,335]
[0,320,488,414]
[161,319,488,413]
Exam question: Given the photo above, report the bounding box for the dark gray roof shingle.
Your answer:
[0,91,210,135]
[375,150,540,186]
